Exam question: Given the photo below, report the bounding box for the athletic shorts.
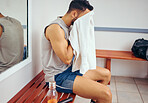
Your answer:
[46,65,83,93]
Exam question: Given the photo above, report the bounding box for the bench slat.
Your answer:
[25,81,46,102]
[96,49,147,61]
[9,71,76,103]
[68,93,76,103]
[33,85,49,103]
[57,92,63,100]
[16,74,44,103]
[42,96,48,103]
[59,93,69,101]
[8,71,44,103]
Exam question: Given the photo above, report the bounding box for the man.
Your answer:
[0,13,24,73]
[42,0,112,103]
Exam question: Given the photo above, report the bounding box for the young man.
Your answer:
[0,13,24,73]
[42,0,112,103]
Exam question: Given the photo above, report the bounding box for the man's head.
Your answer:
[67,0,94,25]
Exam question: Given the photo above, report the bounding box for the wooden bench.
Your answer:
[96,49,147,71]
[8,49,147,103]
[8,71,76,103]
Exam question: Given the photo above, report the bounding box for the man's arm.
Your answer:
[0,25,2,38]
[45,24,74,65]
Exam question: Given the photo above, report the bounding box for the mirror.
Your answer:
[0,0,28,74]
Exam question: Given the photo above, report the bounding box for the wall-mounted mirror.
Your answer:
[0,0,28,74]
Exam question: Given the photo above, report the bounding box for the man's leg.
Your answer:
[83,66,111,85]
[73,76,112,103]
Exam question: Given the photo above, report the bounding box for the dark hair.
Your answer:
[67,0,94,13]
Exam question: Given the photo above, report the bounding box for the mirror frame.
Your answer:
[0,0,32,82]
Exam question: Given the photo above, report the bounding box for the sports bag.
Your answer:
[131,38,148,60]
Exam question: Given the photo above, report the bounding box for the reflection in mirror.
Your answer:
[0,0,28,74]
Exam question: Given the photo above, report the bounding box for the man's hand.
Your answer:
[45,24,73,65]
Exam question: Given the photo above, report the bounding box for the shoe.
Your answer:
[90,99,96,103]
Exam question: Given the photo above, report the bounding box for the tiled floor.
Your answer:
[74,76,148,103]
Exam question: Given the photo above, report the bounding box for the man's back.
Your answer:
[0,16,24,73]
[42,17,71,82]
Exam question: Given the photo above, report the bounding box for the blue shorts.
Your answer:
[46,65,83,93]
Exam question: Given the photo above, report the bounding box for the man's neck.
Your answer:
[62,13,72,27]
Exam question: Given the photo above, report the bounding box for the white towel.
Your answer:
[69,11,96,74]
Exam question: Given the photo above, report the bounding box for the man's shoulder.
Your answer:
[46,24,62,33]
[45,24,65,41]
[7,16,21,25]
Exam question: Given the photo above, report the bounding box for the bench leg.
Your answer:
[105,58,111,85]
[105,58,111,71]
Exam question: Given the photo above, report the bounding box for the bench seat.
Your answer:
[8,71,76,103]
[96,49,147,71]
[96,49,147,61]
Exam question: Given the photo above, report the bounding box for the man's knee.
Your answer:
[104,87,112,101]
[97,86,112,102]
[104,69,111,81]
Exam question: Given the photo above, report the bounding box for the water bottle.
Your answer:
[46,81,58,103]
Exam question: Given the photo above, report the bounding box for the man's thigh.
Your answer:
[73,76,111,101]
[83,66,111,81]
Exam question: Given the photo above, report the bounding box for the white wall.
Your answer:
[91,0,148,78]
[0,0,27,24]
[0,0,148,102]
[32,0,148,78]
[91,0,148,29]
